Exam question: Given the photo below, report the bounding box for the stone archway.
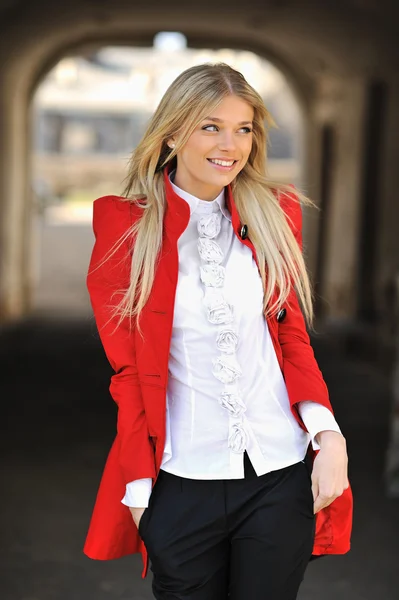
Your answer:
[30,44,308,316]
[0,18,315,323]
[1,2,398,325]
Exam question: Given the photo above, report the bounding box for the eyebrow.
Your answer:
[203,117,253,125]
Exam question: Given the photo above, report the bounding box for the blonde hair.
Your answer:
[99,63,314,334]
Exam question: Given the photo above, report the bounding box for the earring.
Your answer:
[169,142,175,148]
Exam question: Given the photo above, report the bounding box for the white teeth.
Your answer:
[209,159,235,167]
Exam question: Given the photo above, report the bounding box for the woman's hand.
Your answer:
[311,431,349,513]
[129,506,146,529]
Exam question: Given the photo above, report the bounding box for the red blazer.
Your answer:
[83,164,353,578]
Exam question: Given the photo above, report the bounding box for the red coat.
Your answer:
[83,164,353,578]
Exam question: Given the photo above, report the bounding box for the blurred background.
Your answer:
[31,45,302,315]
[0,1,398,599]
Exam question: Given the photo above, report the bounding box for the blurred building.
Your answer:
[32,47,301,201]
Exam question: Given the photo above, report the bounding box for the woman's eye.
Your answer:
[202,124,218,132]
[202,125,253,134]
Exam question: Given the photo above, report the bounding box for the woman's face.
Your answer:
[169,95,254,201]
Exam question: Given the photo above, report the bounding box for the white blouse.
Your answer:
[121,173,341,508]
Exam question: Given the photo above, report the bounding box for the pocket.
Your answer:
[301,453,313,483]
[137,470,166,539]
[299,460,315,516]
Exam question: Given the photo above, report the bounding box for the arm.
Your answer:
[278,191,334,427]
[121,479,152,508]
[87,196,156,487]
[280,191,349,511]
[297,401,342,450]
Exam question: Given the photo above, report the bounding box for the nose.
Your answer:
[217,129,237,153]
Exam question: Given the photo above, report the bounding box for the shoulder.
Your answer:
[277,184,302,235]
[92,195,145,238]
[88,196,145,280]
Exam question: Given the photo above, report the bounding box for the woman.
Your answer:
[84,63,353,600]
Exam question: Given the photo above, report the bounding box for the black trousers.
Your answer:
[138,451,316,600]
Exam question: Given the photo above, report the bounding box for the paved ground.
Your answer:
[1,316,398,600]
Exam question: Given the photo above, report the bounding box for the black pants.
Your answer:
[138,451,316,600]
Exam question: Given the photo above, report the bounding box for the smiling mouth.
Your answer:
[207,158,238,167]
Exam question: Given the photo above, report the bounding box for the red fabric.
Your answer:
[83,168,353,577]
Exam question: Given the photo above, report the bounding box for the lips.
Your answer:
[207,158,237,165]
[207,158,238,167]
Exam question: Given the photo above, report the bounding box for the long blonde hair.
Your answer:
[100,63,313,334]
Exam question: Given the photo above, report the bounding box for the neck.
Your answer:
[172,171,223,202]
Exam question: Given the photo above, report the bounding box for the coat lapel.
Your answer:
[135,166,189,389]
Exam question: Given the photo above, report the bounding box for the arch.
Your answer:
[31,33,311,116]
[0,14,319,322]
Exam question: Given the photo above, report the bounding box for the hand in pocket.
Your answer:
[129,507,147,530]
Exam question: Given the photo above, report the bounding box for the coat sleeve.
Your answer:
[279,190,334,430]
[87,196,156,484]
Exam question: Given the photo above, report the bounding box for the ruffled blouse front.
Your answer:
[197,212,247,454]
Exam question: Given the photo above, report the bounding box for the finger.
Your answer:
[316,492,342,512]
[314,493,331,513]
[313,497,324,513]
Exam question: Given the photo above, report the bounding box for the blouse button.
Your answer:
[239,224,248,240]
[276,308,287,323]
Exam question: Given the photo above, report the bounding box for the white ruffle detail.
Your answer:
[197,237,224,264]
[204,295,234,325]
[212,355,242,384]
[228,423,248,453]
[197,202,246,454]
[197,213,222,238]
[219,391,246,417]
[216,328,239,354]
[200,264,225,287]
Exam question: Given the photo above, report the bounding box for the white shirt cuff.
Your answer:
[121,478,152,508]
[297,401,342,450]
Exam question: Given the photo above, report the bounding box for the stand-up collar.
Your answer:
[163,162,241,238]
[168,168,231,222]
